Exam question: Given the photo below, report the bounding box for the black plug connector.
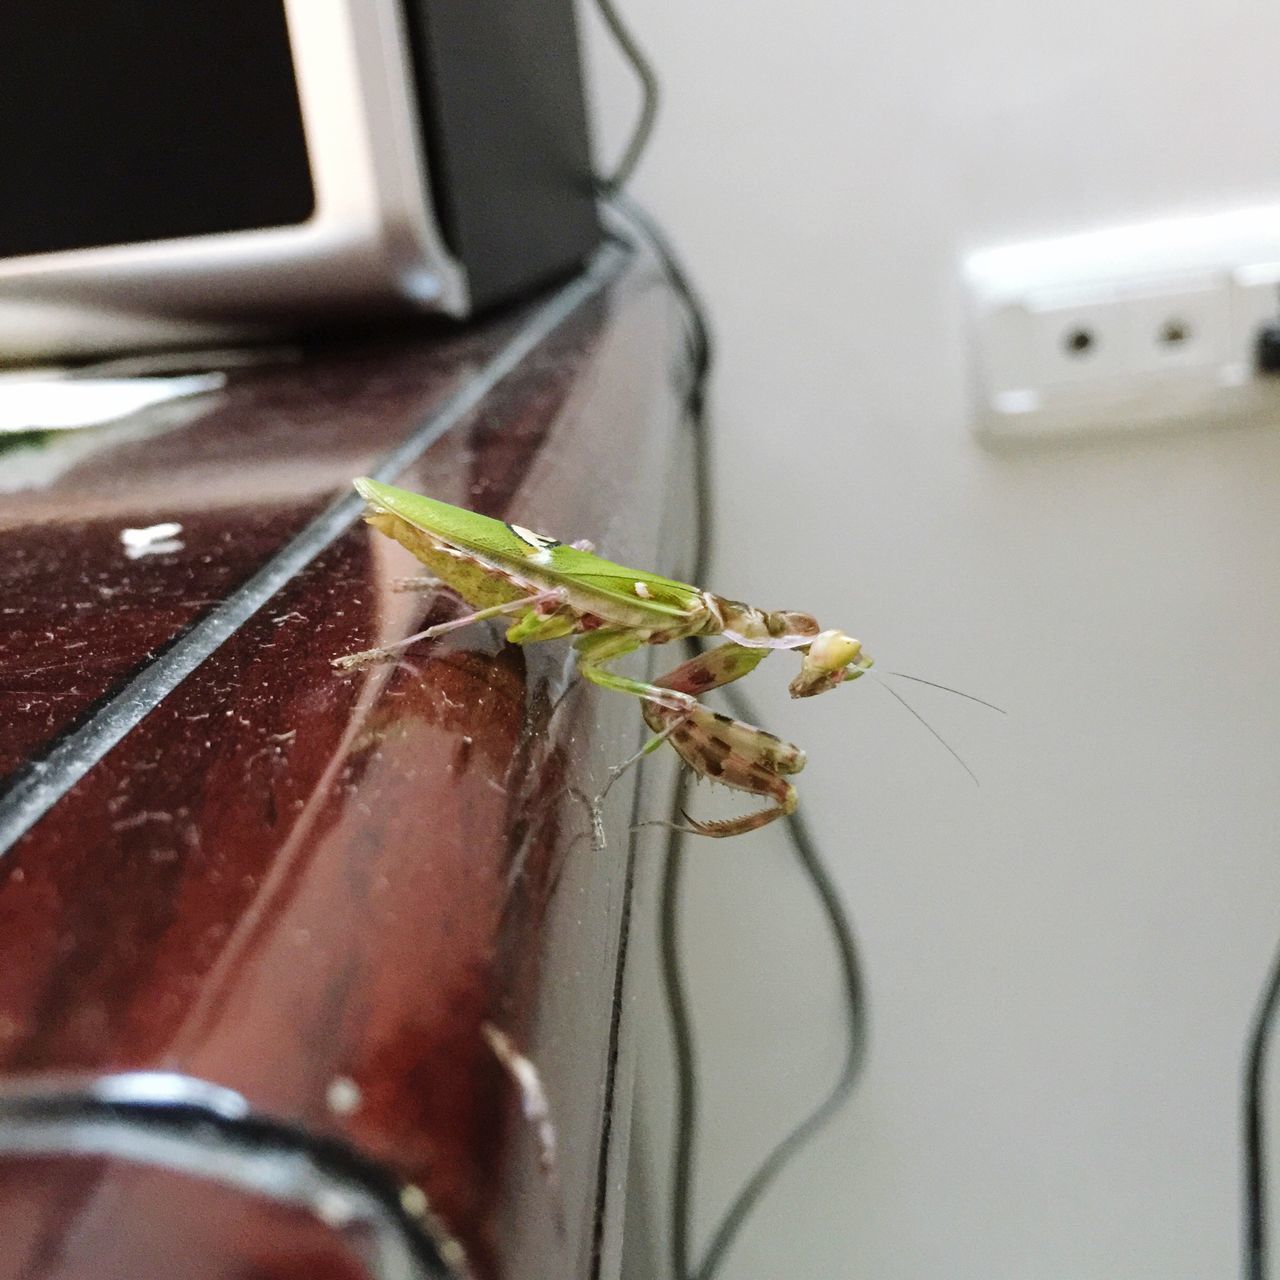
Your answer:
[1256,322,1280,374]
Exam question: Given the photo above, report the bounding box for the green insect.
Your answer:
[333,477,873,838]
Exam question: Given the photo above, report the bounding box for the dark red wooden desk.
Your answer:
[0,248,690,1280]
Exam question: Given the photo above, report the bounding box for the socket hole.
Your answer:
[1159,319,1191,346]
[1064,327,1095,357]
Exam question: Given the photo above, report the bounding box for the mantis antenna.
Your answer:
[887,671,1007,715]
[866,672,982,787]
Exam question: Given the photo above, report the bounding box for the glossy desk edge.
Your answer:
[0,244,693,1280]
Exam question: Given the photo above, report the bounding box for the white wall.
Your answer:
[582,2,1280,1277]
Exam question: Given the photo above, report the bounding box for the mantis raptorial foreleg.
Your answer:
[650,642,769,699]
[575,631,702,844]
[594,642,766,786]
[333,589,568,671]
[586,643,767,808]
[642,644,807,837]
[577,638,807,839]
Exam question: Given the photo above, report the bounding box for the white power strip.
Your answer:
[963,206,1280,438]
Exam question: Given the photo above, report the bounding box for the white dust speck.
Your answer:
[326,1075,362,1115]
[400,1184,428,1217]
[120,523,184,559]
[483,1022,564,1235]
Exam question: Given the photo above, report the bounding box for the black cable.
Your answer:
[1243,280,1280,1280]
[658,811,698,1280]
[592,0,661,193]
[1244,935,1280,1279]
[659,736,869,1280]
[674,337,869,1278]
[600,185,871,1280]
[589,6,871,1276]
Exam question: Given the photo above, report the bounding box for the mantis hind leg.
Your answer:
[333,588,567,671]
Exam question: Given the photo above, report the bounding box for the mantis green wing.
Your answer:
[354,477,702,620]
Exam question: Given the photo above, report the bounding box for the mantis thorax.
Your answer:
[712,598,821,644]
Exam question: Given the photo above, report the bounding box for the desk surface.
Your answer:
[0,249,690,1280]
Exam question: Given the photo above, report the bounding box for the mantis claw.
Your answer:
[680,797,795,838]
[332,646,397,672]
[590,800,608,851]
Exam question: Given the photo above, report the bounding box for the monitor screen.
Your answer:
[0,2,315,258]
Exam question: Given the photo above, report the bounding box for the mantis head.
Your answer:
[789,629,873,698]
[716,604,871,694]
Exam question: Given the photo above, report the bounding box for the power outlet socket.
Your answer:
[1127,280,1229,372]
[1025,285,1132,387]
[965,208,1280,437]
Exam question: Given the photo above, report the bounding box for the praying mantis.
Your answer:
[333,477,873,838]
